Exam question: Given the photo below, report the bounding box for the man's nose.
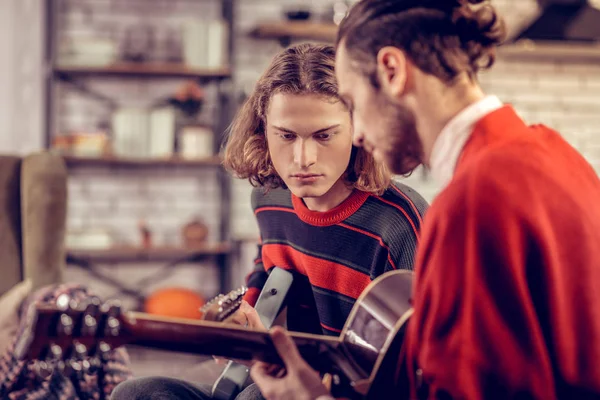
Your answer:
[293,139,317,168]
[353,129,365,148]
[352,115,366,147]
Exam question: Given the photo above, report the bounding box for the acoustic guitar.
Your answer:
[14,270,414,399]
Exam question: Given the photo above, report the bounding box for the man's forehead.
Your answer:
[334,45,352,92]
[335,44,348,70]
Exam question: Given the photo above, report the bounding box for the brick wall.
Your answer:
[400,56,600,203]
[56,0,232,307]
[50,0,600,307]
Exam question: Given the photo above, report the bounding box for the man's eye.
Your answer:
[314,133,332,140]
[342,99,354,114]
[280,133,295,140]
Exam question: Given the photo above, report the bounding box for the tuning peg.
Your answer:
[75,295,101,312]
[101,299,122,315]
[86,296,102,310]
[99,300,122,337]
[58,313,74,336]
[98,341,112,360]
[49,344,63,360]
[55,360,66,374]
[56,294,71,311]
[105,315,120,337]
[68,298,80,311]
[61,359,83,377]
[82,314,98,336]
[83,356,101,374]
[81,299,101,336]
[73,341,87,360]
[200,294,223,313]
[81,359,91,373]
[217,298,230,308]
[34,360,54,379]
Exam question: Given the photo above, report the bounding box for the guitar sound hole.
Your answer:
[342,306,390,377]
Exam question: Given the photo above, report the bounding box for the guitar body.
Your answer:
[335,269,414,398]
[16,270,414,399]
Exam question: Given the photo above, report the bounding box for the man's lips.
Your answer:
[291,174,322,178]
[290,174,323,182]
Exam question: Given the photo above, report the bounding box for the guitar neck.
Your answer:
[123,312,340,369]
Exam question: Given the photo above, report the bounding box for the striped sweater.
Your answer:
[244,182,428,336]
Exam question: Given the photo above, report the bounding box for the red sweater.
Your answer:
[403,106,600,399]
[244,184,428,335]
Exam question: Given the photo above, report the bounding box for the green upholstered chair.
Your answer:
[0,151,68,296]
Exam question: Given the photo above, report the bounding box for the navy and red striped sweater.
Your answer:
[243,182,428,336]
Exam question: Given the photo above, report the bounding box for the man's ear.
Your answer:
[376,47,409,99]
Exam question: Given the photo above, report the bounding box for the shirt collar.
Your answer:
[429,95,503,188]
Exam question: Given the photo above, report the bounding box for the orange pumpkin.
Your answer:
[144,287,205,319]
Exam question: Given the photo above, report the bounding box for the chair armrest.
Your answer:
[21,152,68,290]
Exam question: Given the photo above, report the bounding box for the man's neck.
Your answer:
[410,74,486,166]
[303,180,353,212]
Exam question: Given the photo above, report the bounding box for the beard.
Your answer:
[377,97,423,176]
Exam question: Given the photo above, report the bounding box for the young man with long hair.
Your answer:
[112,43,427,400]
[249,1,600,399]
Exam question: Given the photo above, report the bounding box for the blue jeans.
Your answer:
[111,377,264,400]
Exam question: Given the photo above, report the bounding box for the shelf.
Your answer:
[54,63,232,79]
[249,22,600,62]
[67,243,232,263]
[62,155,222,168]
[249,21,338,43]
[497,40,600,62]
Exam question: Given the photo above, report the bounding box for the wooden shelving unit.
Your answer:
[249,21,600,62]
[497,40,600,62]
[249,21,338,44]
[62,154,223,169]
[66,243,234,304]
[67,243,232,263]
[45,0,237,295]
[54,63,232,79]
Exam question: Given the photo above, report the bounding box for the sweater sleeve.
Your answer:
[404,176,554,399]
[242,240,268,306]
[242,188,270,306]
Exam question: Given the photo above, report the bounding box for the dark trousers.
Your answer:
[111,376,264,400]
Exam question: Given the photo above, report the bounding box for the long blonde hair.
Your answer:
[222,43,390,194]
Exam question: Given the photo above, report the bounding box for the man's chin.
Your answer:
[373,150,396,171]
[374,149,421,175]
[372,149,386,164]
[285,182,323,198]
[389,158,422,176]
[289,188,325,199]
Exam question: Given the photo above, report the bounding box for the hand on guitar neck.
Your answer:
[220,301,336,397]
[251,326,332,400]
[200,288,267,366]
[221,300,266,331]
[211,300,266,366]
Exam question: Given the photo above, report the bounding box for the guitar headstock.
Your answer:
[15,293,130,377]
[200,286,248,322]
